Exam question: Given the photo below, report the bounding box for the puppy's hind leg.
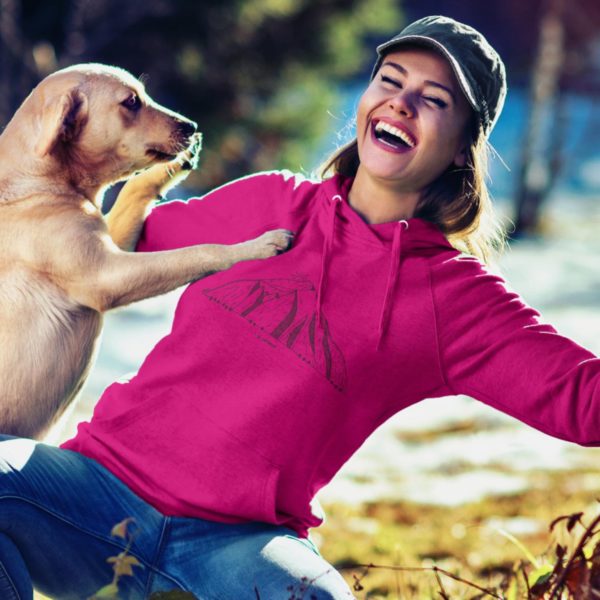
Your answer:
[106,133,202,251]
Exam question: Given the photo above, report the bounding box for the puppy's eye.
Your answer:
[121,94,141,111]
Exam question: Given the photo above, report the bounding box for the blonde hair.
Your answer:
[318,112,507,265]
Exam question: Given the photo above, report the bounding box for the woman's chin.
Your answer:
[358,162,414,187]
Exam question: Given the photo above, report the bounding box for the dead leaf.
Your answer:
[107,552,143,577]
[111,517,135,539]
[90,583,120,599]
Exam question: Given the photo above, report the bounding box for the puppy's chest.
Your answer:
[0,265,87,329]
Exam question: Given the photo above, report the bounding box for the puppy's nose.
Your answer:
[177,120,197,138]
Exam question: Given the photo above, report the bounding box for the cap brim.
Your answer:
[375,35,480,112]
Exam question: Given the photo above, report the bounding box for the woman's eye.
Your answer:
[121,94,141,111]
[424,96,447,109]
[381,75,401,88]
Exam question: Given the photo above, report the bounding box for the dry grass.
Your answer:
[315,469,600,598]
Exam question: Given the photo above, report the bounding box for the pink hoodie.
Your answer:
[62,171,600,537]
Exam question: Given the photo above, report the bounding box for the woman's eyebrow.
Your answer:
[381,60,457,103]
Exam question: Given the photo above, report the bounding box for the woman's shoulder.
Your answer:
[196,169,324,210]
[429,249,500,276]
[428,250,515,302]
[212,169,321,193]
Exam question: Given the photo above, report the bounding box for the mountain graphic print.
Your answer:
[203,275,347,391]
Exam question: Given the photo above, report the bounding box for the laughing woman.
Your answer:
[2,15,600,600]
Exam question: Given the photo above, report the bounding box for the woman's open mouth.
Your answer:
[370,119,416,154]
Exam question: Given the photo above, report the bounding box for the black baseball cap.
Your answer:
[371,15,507,137]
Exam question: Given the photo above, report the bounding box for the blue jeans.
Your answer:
[0,435,354,599]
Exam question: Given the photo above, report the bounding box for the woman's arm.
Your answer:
[431,254,600,446]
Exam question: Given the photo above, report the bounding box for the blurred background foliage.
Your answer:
[0,0,599,226]
[0,0,403,193]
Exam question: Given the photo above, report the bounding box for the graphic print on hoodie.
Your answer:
[203,274,347,391]
[63,170,600,537]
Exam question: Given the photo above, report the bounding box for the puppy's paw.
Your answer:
[167,133,203,177]
[180,132,203,171]
[134,132,202,197]
[243,229,295,259]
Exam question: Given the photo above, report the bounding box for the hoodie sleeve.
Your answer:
[431,254,600,446]
[136,170,314,252]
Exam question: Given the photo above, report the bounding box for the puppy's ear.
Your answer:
[35,90,89,158]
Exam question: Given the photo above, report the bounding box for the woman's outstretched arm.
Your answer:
[431,254,600,446]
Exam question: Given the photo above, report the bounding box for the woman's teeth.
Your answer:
[374,121,415,148]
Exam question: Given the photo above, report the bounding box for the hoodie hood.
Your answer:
[319,174,453,251]
[318,174,454,349]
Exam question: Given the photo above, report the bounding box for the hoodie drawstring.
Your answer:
[376,219,408,351]
[317,196,408,350]
[317,195,342,326]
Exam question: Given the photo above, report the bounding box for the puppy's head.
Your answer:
[30,63,197,183]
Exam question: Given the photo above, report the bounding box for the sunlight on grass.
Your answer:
[317,469,600,598]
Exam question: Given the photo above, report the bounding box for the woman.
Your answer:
[2,15,598,600]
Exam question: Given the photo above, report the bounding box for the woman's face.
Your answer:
[355,46,473,193]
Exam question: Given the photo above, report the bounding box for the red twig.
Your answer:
[549,513,600,599]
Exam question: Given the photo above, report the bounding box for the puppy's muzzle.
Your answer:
[147,117,198,162]
[174,118,198,154]
[176,119,197,139]
[175,119,198,147]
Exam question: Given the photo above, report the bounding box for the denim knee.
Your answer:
[0,437,41,498]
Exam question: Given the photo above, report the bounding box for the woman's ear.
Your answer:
[453,146,467,168]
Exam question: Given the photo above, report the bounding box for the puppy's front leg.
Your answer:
[72,228,294,312]
[106,134,201,251]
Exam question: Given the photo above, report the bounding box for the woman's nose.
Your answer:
[389,91,415,118]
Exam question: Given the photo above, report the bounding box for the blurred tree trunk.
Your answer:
[513,0,566,236]
[59,0,170,67]
[0,0,37,126]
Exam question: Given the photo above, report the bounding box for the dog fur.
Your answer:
[0,63,293,439]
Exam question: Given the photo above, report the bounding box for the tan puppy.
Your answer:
[0,63,293,439]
